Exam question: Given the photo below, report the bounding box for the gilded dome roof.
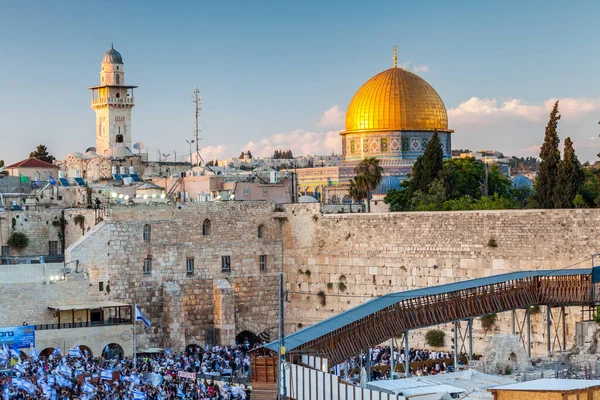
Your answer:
[343,67,449,134]
[103,44,123,64]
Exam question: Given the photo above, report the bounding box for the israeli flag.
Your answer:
[11,377,35,395]
[10,349,20,360]
[177,385,186,399]
[30,348,39,361]
[101,369,113,380]
[132,388,147,400]
[68,344,82,358]
[52,347,61,356]
[57,363,72,378]
[49,176,56,185]
[83,380,96,394]
[135,305,152,328]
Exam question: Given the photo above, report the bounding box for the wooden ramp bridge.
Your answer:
[265,268,599,368]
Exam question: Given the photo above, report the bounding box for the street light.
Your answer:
[186,140,195,167]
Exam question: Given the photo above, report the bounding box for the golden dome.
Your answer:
[343,67,450,134]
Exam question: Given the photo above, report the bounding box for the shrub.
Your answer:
[326,282,333,290]
[425,329,445,347]
[7,232,29,250]
[337,281,347,292]
[487,238,498,248]
[339,274,347,282]
[304,270,311,277]
[297,323,303,329]
[316,290,326,306]
[504,366,512,375]
[298,269,304,274]
[481,313,498,331]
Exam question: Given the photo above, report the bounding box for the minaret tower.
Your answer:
[89,44,137,156]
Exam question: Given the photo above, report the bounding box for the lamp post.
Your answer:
[186,140,195,167]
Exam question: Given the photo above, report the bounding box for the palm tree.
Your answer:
[349,175,368,210]
[355,157,384,212]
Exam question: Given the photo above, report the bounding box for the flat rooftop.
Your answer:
[490,379,600,392]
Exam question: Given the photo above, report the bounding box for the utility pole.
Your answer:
[278,273,287,400]
[192,87,202,166]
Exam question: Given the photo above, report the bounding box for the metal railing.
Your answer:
[34,318,131,331]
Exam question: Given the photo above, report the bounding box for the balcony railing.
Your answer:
[35,318,132,331]
[91,97,134,105]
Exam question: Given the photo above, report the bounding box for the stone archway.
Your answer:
[102,343,124,360]
[236,330,262,348]
[80,345,93,358]
[40,347,55,358]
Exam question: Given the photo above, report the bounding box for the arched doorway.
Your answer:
[102,343,124,360]
[80,345,93,358]
[40,347,55,358]
[236,330,262,348]
[185,344,202,355]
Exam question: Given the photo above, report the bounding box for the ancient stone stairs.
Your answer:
[251,382,278,400]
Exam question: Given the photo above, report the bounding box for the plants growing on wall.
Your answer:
[425,329,445,347]
[316,290,326,306]
[7,232,29,250]
[73,215,85,235]
[52,212,68,253]
[480,313,498,331]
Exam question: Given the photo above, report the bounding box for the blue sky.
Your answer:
[1,0,600,164]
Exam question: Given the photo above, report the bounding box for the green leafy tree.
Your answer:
[487,163,513,197]
[411,179,447,211]
[440,157,484,200]
[384,181,411,211]
[29,144,55,164]
[354,157,383,212]
[410,131,444,194]
[554,137,585,208]
[0,160,4,168]
[535,101,561,208]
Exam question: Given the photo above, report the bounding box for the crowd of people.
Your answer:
[342,346,466,382]
[0,342,259,399]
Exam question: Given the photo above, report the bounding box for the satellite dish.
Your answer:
[85,147,97,153]
[133,142,145,153]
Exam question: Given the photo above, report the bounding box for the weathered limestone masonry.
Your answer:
[0,208,97,256]
[66,202,282,352]
[281,205,600,355]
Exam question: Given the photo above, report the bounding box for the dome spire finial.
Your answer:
[393,45,398,68]
[111,43,114,49]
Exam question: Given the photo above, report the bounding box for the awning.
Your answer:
[47,301,130,311]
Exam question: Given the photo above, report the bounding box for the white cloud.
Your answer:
[399,60,430,74]
[192,144,228,163]
[318,105,345,129]
[449,97,600,124]
[243,129,341,158]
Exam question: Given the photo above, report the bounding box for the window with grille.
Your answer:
[205,328,220,346]
[48,241,60,256]
[143,258,152,275]
[186,257,195,276]
[259,255,267,271]
[143,224,151,241]
[221,256,231,273]
[1,246,9,256]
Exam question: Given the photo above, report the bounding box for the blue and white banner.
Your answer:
[135,305,152,328]
[0,326,35,349]
[100,369,113,380]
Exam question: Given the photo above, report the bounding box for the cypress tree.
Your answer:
[535,101,561,208]
[554,137,584,208]
[410,131,444,194]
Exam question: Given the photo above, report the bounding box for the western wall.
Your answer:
[59,202,600,357]
[281,204,600,355]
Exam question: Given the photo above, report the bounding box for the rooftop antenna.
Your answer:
[192,86,203,166]
[393,45,398,68]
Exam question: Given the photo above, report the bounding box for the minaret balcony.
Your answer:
[91,97,135,106]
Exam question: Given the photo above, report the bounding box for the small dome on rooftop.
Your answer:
[103,44,123,63]
[374,176,401,195]
[512,174,533,190]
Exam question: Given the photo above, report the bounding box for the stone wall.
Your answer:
[0,208,96,256]
[66,201,282,350]
[280,206,600,355]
